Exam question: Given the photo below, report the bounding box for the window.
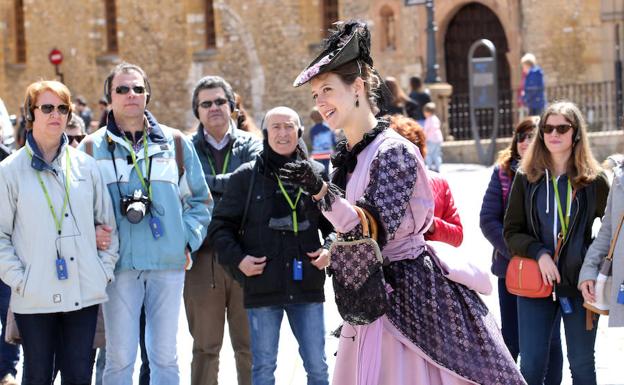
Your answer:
[104,0,118,53]
[380,6,396,50]
[14,0,26,63]
[205,0,216,49]
[322,0,339,37]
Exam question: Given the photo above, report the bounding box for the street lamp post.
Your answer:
[425,0,440,83]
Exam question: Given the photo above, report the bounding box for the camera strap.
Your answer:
[123,131,153,201]
[26,147,71,236]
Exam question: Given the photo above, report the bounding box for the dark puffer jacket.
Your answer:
[206,157,334,308]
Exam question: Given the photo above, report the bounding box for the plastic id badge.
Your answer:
[293,258,303,281]
[150,217,164,239]
[559,297,573,314]
[618,283,624,305]
[56,257,68,280]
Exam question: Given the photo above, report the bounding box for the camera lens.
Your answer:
[126,201,147,224]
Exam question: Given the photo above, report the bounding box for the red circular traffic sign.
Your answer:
[48,49,63,65]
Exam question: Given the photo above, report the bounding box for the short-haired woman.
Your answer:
[0,80,119,384]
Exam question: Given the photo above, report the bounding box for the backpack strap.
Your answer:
[171,129,185,181]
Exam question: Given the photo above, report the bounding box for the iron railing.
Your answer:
[448,80,621,140]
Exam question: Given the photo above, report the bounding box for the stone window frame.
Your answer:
[379,5,397,51]
[322,0,339,37]
[14,0,26,63]
[104,0,118,54]
[205,0,216,49]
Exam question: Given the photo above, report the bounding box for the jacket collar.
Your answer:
[25,130,68,172]
[106,109,167,145]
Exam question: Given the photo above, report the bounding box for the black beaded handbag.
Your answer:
[328,206,389,325]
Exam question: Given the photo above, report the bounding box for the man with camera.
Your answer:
[184,76,261,385]
[80,62,212,385]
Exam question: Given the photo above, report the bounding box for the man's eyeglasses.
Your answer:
[67,134,86,143]
[516,131,534,143]
[198,98,228,109]
[35,104,70,115]
[115,85,147,95]
[542,124,573,135]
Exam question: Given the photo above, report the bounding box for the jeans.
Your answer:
[103,269,185,385]
[14,305,98,385]
[499,278,563,384]
[247,303,328,385]
[518,295,597,385]
[425,140,442,172]
[0,281,19,378]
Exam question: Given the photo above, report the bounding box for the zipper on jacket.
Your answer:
[559,194,580,256]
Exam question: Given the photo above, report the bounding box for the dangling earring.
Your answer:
[355,94,360,108]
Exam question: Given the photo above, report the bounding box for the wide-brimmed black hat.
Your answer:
[293,21,373,87]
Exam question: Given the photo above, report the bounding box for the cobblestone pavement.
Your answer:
[33,163,624,384]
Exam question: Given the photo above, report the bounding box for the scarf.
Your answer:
[330,119,389,189]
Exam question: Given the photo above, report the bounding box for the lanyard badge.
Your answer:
[618,283,624,305]
[293,258,303,281]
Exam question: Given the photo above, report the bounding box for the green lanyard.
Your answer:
[27,147,71,235]
[206,146,232,176]
[551,176,572,239]
[123,131,152,200]
[276,177,303,235]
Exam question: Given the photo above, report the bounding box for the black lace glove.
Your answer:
[279,160,324,195]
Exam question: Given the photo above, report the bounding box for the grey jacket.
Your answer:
[0,135,119,314]
[579,165,624,327]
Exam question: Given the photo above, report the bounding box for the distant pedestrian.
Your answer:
[423,102,443,172]
[521,53,546,116]
[75,96,93,130]
[408,76,431,126]
[308,107,335,175]
[384,77,419,119]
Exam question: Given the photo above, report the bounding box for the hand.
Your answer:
[238,255,267,277]
[580,280,596,303]
[537,253,560,286]
[307,248,330,270]
[95,225,113,250]
[279,160,324,195]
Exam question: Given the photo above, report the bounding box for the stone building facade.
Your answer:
[0,0,620,133]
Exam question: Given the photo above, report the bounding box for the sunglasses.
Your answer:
[35,104,70,115]
[115,85,147,95]
[198,98,228,109]
[67,134,86,143]
[542,124,573,135]
[516,131,535,143]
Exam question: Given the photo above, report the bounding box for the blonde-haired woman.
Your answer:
[0,80,118,384]
[504,101,609,385]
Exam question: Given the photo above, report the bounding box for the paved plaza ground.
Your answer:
[24,163,624,384]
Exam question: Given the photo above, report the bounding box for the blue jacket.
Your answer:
[80,111,212,272]
[523,66,546,111]
[480,163,515,277]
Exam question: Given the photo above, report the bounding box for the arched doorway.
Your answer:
[444,2,513,139]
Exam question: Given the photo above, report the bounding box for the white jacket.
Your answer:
[0,135,119,314]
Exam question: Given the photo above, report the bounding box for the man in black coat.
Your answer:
[207,106,334,385]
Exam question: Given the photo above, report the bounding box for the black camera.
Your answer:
[120,189,151,224]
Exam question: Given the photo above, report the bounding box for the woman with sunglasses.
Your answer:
[504,101,609,385]
[65,114,86,148]
[282,20,524,385]
[480,116,564,381]
[0,80,119,384]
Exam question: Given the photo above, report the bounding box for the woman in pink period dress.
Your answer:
[281,20,525,385]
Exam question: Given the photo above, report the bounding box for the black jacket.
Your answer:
[206,157,334,308]
[503,170,609,297]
